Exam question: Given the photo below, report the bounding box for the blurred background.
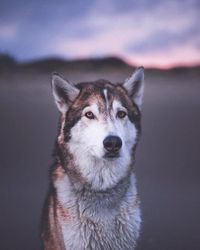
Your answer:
[0,0,200,249]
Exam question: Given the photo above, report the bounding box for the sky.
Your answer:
[0,0,200,68]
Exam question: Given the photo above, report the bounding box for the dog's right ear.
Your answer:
[51,73,80,113]
[123,67,144,110]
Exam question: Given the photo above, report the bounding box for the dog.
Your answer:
[41,67,145,250]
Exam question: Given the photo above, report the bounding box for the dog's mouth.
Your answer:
[104,152,120,159]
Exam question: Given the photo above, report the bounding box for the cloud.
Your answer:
[0,23,19,39]
[54,0,200,66]
[126,26,200,54]
[127,43,200,68]
[0,0,199,67]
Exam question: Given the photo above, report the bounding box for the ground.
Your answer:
[0,63,200,250]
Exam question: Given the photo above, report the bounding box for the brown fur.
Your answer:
[42,196,65,250]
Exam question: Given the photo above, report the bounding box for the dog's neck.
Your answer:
[53,161,136,221]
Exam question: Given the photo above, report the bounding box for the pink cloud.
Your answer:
[52,0,200,68]
[0,21,21,39]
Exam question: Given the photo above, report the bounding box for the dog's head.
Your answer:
[52,68,144,190]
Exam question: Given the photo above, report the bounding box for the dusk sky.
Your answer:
[0,0,200,68]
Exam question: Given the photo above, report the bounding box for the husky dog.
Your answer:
[41,67,144,250]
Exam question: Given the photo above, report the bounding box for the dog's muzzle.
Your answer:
[103,136,122,158]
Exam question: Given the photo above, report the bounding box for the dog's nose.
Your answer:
[103,136,122,153]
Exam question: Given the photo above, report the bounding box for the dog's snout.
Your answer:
[103,136,122,153]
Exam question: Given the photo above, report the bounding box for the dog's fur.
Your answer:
[41,67,144,250]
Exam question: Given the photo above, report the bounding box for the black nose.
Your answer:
[103,136,122,153]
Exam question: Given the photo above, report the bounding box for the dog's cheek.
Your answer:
[81,122,107,157]
[124,121,137,150]
[69,119,106,158]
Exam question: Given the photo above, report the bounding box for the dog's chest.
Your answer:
[59,204,140,250]
[55,173,140,249]
[60,216,111,250]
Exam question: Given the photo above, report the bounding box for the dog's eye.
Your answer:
[117,110,127,119]
[85,111,95,119]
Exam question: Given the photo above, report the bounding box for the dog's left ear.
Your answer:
[123,67,144,110]
[52,73,80,113]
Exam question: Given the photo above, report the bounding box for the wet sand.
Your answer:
[0,68,200,250]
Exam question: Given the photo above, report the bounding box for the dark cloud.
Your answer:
[126,25,200,54]
[113,0,161,12]
[0,0,96,60]
[0,0,91,20]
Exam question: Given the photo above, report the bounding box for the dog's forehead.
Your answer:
[76,80,131,109]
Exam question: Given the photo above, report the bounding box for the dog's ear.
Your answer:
[52,73,80,113]
[123,67,144,110]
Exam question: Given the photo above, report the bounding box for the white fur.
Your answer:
[103,88,109,110]
[55,172,140,250]
[68,99,137,190]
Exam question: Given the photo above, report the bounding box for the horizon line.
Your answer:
[1,53,200,70]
